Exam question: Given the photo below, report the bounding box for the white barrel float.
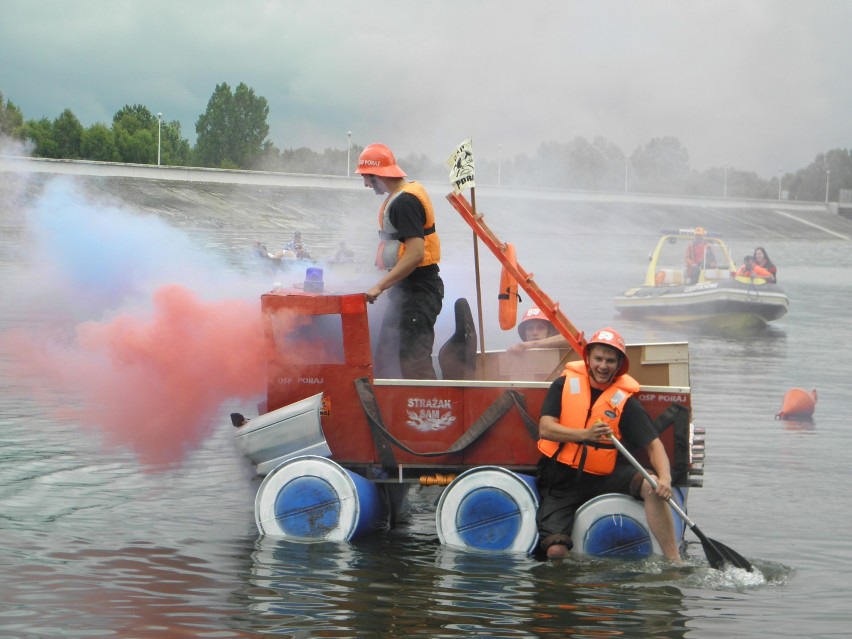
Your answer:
[435,466,539,553]
[254,455,383,542]
[571,488,687,560]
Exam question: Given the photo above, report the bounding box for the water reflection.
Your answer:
[236,521,698,638]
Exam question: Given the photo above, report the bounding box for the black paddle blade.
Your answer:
[691,523,753,572]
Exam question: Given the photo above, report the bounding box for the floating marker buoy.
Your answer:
[776,388,817,421]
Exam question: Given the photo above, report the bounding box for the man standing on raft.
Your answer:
[356,143,444,379]
[535,327,681,561]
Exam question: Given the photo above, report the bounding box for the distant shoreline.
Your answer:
[0,154,832,213]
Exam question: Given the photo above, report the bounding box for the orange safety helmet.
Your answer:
[517,307,555,339]
[693,227,707,236]
[355,143,407,178]
[584,327,629,376]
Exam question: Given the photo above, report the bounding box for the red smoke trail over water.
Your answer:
[5,285,266,465]
[1,176,273,468]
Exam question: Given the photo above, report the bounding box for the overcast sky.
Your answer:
[2,0,850,178]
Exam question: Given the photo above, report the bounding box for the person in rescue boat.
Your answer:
[753,246,777,282]
[356,143,444,379]
[535,327,681,561]
[736,254,773,279]
[684,227,717,284]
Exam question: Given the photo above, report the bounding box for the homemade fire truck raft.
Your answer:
[234,193,706,558]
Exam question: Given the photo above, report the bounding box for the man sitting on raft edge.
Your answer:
[535,327,682,562]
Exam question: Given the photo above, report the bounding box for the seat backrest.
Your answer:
[656,268,684,286]
[438,298,477,380]
[702,268,730,281]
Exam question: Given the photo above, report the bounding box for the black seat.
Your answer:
[438,298,477,380]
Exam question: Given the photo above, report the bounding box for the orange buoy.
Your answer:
[498,242,521,330]
[775,388,817,421]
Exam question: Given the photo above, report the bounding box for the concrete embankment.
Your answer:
[2,156,850,248]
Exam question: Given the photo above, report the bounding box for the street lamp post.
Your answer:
[157,112,162,166]
[826,169,831,203]
[347,131,352,177]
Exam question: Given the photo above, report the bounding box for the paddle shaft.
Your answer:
[608,435,695,527]
[608,430,753,572]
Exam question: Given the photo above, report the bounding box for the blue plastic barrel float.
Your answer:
[571,488,687,559]
[435,466,540,553]
[254,455,383,542]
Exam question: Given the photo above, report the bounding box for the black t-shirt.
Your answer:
[388,192,440,281]
[541,376,658,453]
[388,192,426,241]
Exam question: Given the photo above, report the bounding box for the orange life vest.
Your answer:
[375,181,440,270]
[537,361,640,475]
[735,263,772,278]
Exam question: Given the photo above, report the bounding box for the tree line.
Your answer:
[1,84,849,202]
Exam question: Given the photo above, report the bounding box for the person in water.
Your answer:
[278,231,310,259]
[753,246,777,282]
[684,227,716,284]
[333,240,356,262]
[356,143,444,379]
[255,231,310,262]
[535,327,681,561]
[736,255,773,279]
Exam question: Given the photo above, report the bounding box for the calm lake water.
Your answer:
[1,172,851,638]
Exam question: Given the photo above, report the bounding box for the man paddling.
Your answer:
[535,327,682,561]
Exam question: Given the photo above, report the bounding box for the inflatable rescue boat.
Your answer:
[614,229,788,332]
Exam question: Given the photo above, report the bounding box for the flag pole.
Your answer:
[448,138,486,354]
[469,187,486,354]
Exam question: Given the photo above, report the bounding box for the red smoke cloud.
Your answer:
[3,284,267,467]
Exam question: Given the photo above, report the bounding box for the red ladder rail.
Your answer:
[446,192,586,355]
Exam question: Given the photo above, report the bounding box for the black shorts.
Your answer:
[535,455,645,547]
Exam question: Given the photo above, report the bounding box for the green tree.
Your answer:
[0,92,25,139]
[630,137,691,192]
[112,104,156,134]
[564,136,625,190]
[195,82,270,168]
[53,108,83,159]
[786,149,852,202]
[81,122,119,161]
[24,117,59,158]
[111,104,157,163]
[160,119,192,166]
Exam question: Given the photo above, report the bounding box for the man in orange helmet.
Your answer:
[517,307,558,342]
[508,307,569,352]
[356,143,444,379]
[684,227,717,284]
[535,327,681,561]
